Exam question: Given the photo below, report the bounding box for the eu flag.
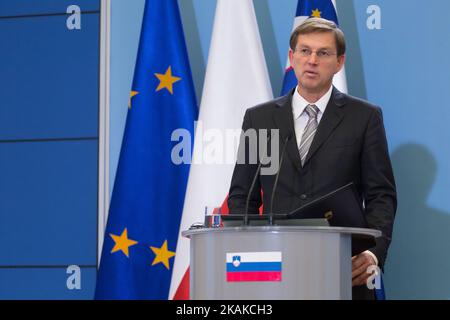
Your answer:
[95,0,197,299]
[296,0,338,22]
[280,0,340,96]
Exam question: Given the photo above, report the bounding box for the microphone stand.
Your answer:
[269,135,291,226]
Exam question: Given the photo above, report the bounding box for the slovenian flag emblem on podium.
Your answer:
[226,252,282,282]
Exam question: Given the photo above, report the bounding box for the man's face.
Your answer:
[289,31,345,94]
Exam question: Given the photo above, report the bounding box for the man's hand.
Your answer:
[351,250,377,287]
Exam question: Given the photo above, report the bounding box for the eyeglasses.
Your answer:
[294,48,337,59]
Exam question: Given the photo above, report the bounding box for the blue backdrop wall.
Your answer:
[0,0,100,298]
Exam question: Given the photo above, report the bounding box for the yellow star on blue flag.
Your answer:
[109,228,138,258]
[311,8,321,18]
[128,90,139,109]
[150,240,175,270]
[155,66,181,94]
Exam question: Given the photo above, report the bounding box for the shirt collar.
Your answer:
[292,85,333,119]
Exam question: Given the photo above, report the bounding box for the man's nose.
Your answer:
[307,52,319,64]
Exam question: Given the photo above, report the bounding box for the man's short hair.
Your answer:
[289,17,346,56]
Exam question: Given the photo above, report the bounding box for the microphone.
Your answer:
[243,133,271,226]
[268,134,292,226]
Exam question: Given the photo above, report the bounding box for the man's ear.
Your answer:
[336,54,346,73]
[288,49,295,67]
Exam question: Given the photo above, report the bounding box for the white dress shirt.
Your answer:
[291,85,333,149]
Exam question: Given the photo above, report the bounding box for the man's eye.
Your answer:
[301,49,310,55]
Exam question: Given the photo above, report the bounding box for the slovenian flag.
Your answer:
[226,252,282,282]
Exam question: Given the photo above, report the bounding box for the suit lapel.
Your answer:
[273,89,303,172]
[302,87,347,166]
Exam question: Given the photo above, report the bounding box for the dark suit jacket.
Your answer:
[228,87,397,267]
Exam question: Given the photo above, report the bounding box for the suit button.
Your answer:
[300,194,307,200]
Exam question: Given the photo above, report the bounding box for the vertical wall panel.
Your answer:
[0,14,99,140]
[0,141,97,265]
[0,267,96,299]
[0,0,100,299]
[0,0,99,17]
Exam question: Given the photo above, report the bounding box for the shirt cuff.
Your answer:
[365,250,379,266]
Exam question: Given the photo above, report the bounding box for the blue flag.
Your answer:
[376,273,386,300]
[280,0,339,96]
[95,0,197,299]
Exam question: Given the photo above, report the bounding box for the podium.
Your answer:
[182,226,381,300]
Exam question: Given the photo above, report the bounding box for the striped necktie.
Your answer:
[299,104,319,166]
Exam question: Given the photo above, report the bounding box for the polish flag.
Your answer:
[169,0,273,299]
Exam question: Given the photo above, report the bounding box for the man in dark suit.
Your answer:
[227,18,396,299]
